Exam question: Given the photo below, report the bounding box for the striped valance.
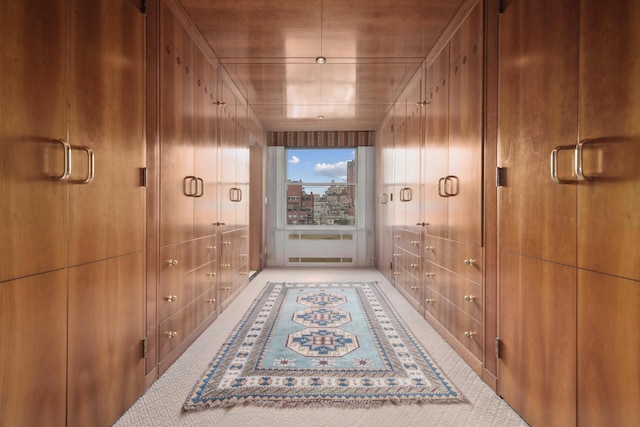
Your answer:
[267,131,375,147]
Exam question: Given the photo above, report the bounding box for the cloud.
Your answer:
[313,161,349,181]
[288,155,300,164]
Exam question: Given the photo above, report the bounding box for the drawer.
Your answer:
[392,227,421,256]
[158,262,196,322]
[423,261,483,322]
[423,235,483,283]
[158,301,197,361]
[193,260,217,302]
[193,235,217,269]
[423,289,483,361]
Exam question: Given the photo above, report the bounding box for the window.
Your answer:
[286,148,356,226]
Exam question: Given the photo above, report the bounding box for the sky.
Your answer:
[287,148,355,183]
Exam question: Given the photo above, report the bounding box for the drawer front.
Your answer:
[158,301,197,361]
[423,261,483,322]
[393,227,421,256]
[193,235,217,268]
[423,235,483,283]
[423,287,483,361]
[193,260,217,302]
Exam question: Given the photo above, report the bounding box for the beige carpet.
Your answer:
[114,268,528,427]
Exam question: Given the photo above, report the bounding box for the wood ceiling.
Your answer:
[177,0,469,131]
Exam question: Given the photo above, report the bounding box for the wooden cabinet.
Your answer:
[497,0,639,425]
[421,1,483,246]
[219,228,249,311]
[418,0,485,375]
[157,5,220,374]
[1,1,146,426]
[392,228,422,310]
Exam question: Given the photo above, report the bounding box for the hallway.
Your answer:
[115,268,527,427]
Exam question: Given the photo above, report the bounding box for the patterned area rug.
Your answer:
[184,282,466,409]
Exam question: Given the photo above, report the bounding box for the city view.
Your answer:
[286,149,356,226]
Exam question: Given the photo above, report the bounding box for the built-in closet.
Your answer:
[1,1,146,425]
[497,0,639,425]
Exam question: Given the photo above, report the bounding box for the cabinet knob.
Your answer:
[207,245,215,251]
[221,287,231,291]
[425,298,435,304]
[464,295,477,302]
[207,272,216,278]
[425,246,435,252]
[166,259,178,266]
[464,331,476,338]
[222,263,231,268]
[393,272,401,276]
[425,272,435,277]
[464,258,477,266]
[165,295,177,302]
[166,331,178,338]
[410,286,419,291]
[223,241,231,246]
[206,298,216,304]
[410,263,419,268]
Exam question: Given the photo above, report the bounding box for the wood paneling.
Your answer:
[498,0,578,266]
[577,0,640,281]
[178,0,468,131]
[68,0,145,265]
[0,271,67,427]
[499,252,577,427]
[422,46,450,239]
[67,254,144,427]
[0,0,68,282]
[578,270,640,426]
[159,17,195,246]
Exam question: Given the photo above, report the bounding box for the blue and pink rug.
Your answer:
[184,282,466,409]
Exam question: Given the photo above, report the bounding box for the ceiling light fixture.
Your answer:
[317,115,325,120]
[315,56,326,64]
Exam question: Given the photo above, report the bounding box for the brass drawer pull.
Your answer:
[207,272,216,278]
[425,272,435,277]
[425,246,435,252]
[410,263,419,268]
[165,295,177,302]
[464,295,477,302]
[425,299,435,304]
[206,298,216,304]
[166,331,177,338]
[166,259,178,266]
[464,331,476,338]
[410,286,419,291]
[464,258,476,266]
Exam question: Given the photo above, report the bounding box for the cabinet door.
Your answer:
[578,270,640,426]
[218,81,237,227]
[159,25,195,246]
[405,78,422,227]
[68,0,145,266]
[448,33,483,246]
[0,271,67,427]
[498,0,578,266]
[194,51,219,238]
[68,253,144,427]
[235,101,250,228]
[499,253,577,427]
[423,46,449,239]
[0,1,68,282]
[577,0,640,281]
[392,102,407,227]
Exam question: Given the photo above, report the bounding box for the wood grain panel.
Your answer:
[68,253,144,427]
[499,252,576,427]
[448,33,483,246]
[0,270,67,427]
[577,0,640,281]
[194,49,219,239]
[578,270,640,427]
[68,0,145,265]
[159,24,195,246]
[498,0,579,266]
[405,75,423,227]
[423,46,449,238]
[0,0,68,282]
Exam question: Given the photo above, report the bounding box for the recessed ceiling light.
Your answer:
[315,56,326,64]
[317,115,325,120]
